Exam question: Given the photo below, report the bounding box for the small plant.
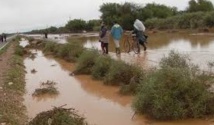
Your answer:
[28,53,37,60]
[31,69,37,73]
[41,80,57,86]
[32,81,59,97]
[29,106,88,125]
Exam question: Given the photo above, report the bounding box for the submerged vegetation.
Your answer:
[29,107,88,125]
[27,37,214,121]
[32,81,59,97]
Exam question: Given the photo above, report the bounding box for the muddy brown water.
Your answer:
[27,32,214,70]
[22,49,214,125]
[82,32,214,70]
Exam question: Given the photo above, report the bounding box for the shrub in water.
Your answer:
[91,55,112,80]
[133,51,214,120]
[43,41,58,54]
[104,60,143,86]
[75,50,99,74]
[57,42,84,62]
[29,107,87,125]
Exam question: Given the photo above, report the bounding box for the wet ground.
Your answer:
[25,32,214,70]
[22,33,214,125]
[20,44,214,124]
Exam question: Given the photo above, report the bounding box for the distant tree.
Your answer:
[142,3,178,19]
[187,0,214,12]
[85,19,101,31]
[65,19,86,32]
[99,3,121,26]
[99,2,178,30]
[47,26,58,33]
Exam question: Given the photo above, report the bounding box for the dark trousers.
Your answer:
[101,42,108,54]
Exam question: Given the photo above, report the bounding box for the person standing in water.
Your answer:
[99,22,109,54]
[132,19,148,51]
[111,21,123,54]
[2,33,7,42]
[0,34,3,43]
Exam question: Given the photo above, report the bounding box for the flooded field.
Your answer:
[22,32,214,125]
[26,32,214,70]
[22,49,214,125]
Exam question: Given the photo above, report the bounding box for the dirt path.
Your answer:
[0,42,27,125]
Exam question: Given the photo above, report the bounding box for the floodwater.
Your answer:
[23,49,214,125]
[25,32,214,70]
[82,32,214,70]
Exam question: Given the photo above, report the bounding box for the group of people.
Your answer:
[99,19,147,55]
[0,33,7,42]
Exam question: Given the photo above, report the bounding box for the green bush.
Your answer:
[57,42,84,62]
[91,55,112,80]
[75,50,99,74]
[43,41,58,54]
[14,46,25,56]
[133,51,214,120]
[104,60,143,86]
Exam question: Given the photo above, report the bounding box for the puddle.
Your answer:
[23,50,214,125]
[19,38,29,47]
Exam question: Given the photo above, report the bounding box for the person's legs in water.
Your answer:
[103,43,108,54]
[113,39,120,54]
[101,42,105,54]
[139,39,147,51]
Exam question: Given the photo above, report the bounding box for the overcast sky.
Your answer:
[0,0,213,33]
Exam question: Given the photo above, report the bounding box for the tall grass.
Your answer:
[133,51,214,120]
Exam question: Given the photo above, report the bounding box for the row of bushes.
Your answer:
[30,39,144,94]
[74,50,144,94]
[145,11,214,29]
[29,38,214,120]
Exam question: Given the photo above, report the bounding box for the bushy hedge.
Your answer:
[42,41,84,62]
[133,51,214,120]
[104,60,143,86]
[57,42,84,62]
[145,11,214,29]
[91,55,112,80]
[75,50,99,74]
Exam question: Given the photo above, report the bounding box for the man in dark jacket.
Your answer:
[132,27,147,51]
[0,35,3,43]
[99,22,109,54]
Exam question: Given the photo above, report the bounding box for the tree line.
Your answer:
[27,0,214,34]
